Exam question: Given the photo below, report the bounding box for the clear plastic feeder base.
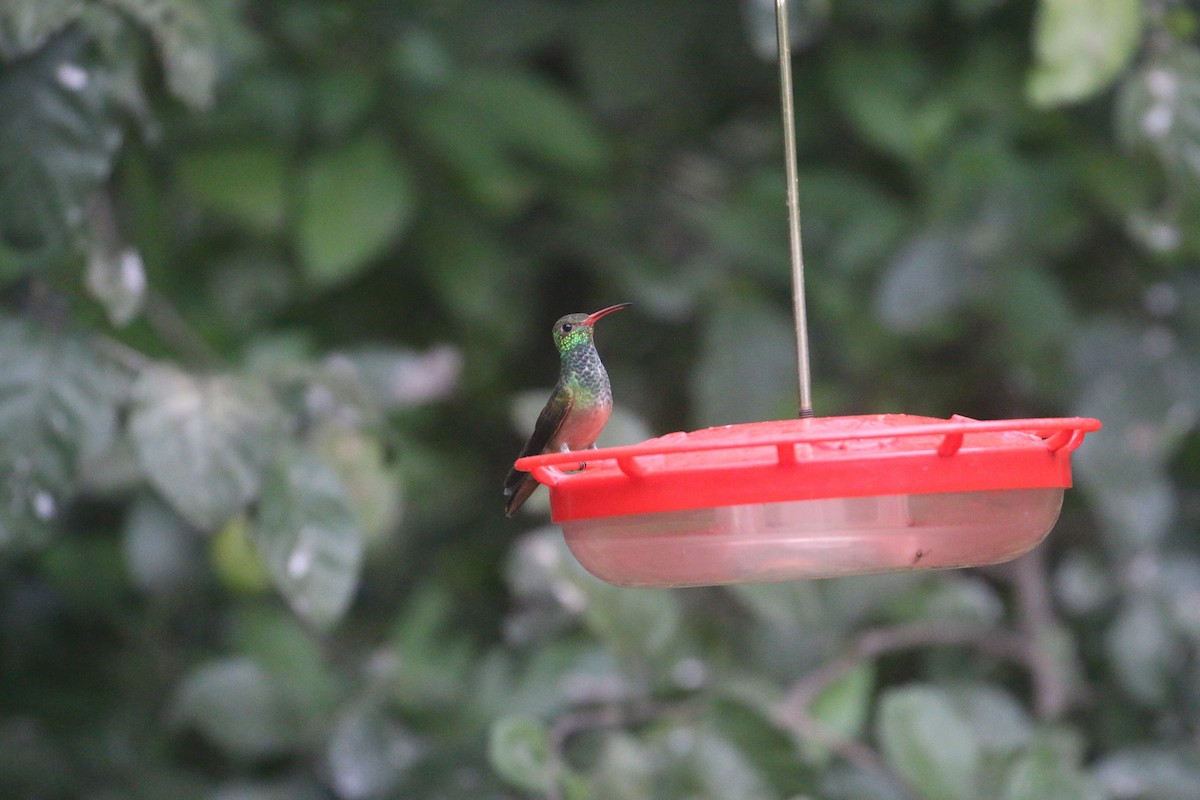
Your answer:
[563,488,1063,588]
[516,414,1099,588]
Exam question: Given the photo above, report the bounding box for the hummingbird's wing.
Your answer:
[504,383,573,516]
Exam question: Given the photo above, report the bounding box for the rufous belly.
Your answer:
[553,402,612,452]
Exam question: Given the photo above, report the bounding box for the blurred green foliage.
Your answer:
[2,0,1200,798]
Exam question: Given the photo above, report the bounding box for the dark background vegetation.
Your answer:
[2,0,1199,798]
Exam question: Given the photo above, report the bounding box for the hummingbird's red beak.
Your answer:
[582,303,631,325]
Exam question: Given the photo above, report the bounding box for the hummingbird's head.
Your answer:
[551,303,629,354]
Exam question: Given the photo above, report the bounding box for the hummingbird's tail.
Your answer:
[503,469,540,517]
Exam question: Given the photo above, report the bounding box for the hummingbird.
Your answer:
[504,303,630,517]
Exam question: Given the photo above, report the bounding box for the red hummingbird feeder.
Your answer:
[514,0,1100,588]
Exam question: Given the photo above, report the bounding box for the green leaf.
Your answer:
[389,25,451,88]
[453,68,610,172]
[712,697,817,796]
[689,728,777,800]
[876,684,981,800]
[800,170,909,277]
[508,529,682,658]
[587,732,655,800]
[387,585,476,713]
[0,320,124,474]
[1159,557,1200,641]
[725,581,829,674]
[1054,549,1114,615]
[251,446,364,630]
[579,570,682,659]
[728,581,825,634]
[203,782,327,800]
[170,657,300,759]
[953,0,1005,20]
[310,68,375,138]
[919,138,1080,254]
[0,0,84,59]
[40,530,126,611]
[410,206,530,329]
[943,684,1034,757]
[210,513,271,593]
[129,365,283,530]
[176,145,290,233]
[488,714,554,794]
[225,607,341,748]
[833,0,937,30]
[0,319,126,548]
[889,575,1005,627]
[322,344,462,411]
[1028,0,1143,107]
[1001,731,1106,800]
[121,492,202,595]
[411,100,535,214]
[575,0,691,111]
[827,42,955,162]
[294,134,415,288]
[684,168,789,281]
[327,703,423,800]
[104,0,217,108]
[472,641,613,723]
[312,425,401,545]
[821,764,911,800]
[874,230,977,334]
[1116,46,1200,184]
[1069,321,1198,550]
[690,295,797,427]
[1094,746,1200,799]
[1105,598,1175,706]
[0,29,124,254]
[988,264,1077,379]
[806,662,875,761]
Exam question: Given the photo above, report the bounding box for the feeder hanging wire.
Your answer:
[775,0,813,418]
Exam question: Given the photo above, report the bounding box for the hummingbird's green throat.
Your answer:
[504,303,630,517]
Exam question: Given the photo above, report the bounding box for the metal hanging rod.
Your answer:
[774,0,813,418]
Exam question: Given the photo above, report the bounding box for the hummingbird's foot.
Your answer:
[567,443,598,473]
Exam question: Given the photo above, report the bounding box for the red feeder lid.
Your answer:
[515,414,1102,522]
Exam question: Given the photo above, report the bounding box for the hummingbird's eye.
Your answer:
[561,323,573,333]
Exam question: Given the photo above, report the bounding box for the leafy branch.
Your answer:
[775,551,1077,798]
